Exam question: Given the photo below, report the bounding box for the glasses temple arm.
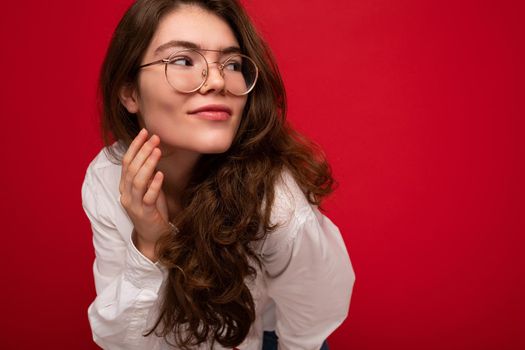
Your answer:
[138,58,170,69]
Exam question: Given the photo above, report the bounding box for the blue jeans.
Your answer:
[262,331,329,350]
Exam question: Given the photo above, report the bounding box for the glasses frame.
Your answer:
[138,48,259,96]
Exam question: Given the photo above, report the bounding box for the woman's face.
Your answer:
[122,4,247,157]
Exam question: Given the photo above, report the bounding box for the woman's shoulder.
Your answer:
[269,167,314,229]
[81,142,134,242]
[86,141,124,173]
[256,167,320,257]
[82,142,124,203]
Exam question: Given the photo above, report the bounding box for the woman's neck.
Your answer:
[156,145,201,217]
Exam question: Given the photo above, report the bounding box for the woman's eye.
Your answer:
[225,61,242,71]
[170,57,193,66]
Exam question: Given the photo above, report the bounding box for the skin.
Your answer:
[118,4,248,261]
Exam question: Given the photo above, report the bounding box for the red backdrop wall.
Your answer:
[1,0,523,349]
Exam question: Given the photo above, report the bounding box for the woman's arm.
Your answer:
[263,205,356,350]
[82,168,165,350]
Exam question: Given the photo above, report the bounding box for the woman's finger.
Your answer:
[123,134,160,199]
[131,147,161,204]
[119,128,148,194]
[143,171,164,209]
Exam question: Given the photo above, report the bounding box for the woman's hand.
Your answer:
[119,128,170,260]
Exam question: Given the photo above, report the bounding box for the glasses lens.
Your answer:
[222,54,258,96]
[166,49,207,93]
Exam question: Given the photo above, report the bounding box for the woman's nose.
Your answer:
[199,62,226,94]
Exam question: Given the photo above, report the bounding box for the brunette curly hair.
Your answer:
[98,0,336,348]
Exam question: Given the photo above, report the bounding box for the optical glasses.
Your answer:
[138,48,259,96]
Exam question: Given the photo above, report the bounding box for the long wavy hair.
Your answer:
[98,0,336,348]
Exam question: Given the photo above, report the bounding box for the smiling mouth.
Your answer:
[189,110,231,121]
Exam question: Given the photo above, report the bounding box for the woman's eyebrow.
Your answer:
[154,40,242,55]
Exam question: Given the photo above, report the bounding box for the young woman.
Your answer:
[81,0,355,349]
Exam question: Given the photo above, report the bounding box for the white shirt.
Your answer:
[81,143,356,350]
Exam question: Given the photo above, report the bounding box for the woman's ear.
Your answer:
[119,83,140,113]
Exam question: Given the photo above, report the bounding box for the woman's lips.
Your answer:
[190,111,231,121]
[188,104,232,120]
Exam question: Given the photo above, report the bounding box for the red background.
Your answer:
[1,0,524,349]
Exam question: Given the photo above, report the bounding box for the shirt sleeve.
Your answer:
[262,204,356,350]
[81,168,166,350]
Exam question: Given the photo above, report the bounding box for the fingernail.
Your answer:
[139,128,147,136]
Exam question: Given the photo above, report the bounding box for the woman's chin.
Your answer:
[170,141,233,155]
[198,143,233,154]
